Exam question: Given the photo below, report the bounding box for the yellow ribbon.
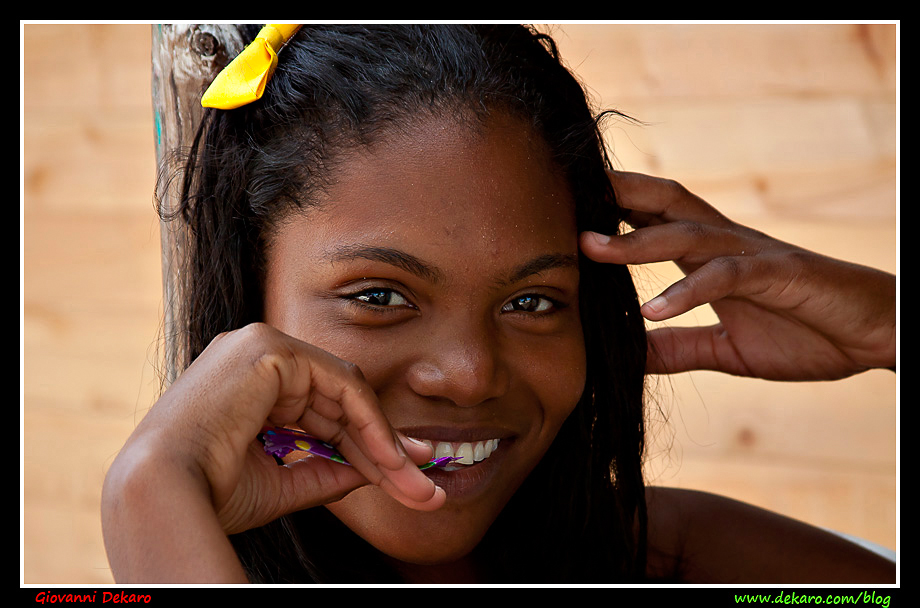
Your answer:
[201,24,302,109]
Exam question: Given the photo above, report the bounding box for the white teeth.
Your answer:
[418,438,500,466]
[433,441,453,459]
[456,443,474,465]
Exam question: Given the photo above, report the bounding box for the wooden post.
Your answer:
[150,24,245,385]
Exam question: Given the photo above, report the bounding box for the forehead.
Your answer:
[272,112,577,272]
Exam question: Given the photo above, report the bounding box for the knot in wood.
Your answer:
[191,29,218,58]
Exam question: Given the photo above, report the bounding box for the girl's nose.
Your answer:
[406,325,510,408]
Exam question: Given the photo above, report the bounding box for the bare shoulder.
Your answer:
[644,486,896,584]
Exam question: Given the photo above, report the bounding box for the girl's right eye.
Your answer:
[347,288,414,310]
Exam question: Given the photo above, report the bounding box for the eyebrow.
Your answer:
[327,244,577,286]
[328,244,445,284]
[503,253,579,286]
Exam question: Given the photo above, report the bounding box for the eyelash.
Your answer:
[343,287,564,316]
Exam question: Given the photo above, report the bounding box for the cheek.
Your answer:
[525,332,587,427]
[556,352,588,422]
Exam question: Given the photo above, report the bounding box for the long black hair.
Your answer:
[159,24,648,583]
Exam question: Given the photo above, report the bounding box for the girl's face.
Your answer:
[263,112,586,566]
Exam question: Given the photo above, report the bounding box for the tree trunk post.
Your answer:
[150,24,245,385]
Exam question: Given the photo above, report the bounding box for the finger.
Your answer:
[270,345,405,471]
[299,425,433,467]
[645,325,753,376]
[277,453,370,508]
[638,254,775,322]
[398,433,437,467]
[277,426,445,512]
[285,401,442,506]
[270,416,445,512]
[607,170,731,229]
[267,361,385,467]
[580,221,754,269]
[264,338,444,510]
[307,397,445,511]
[219,447,373,534]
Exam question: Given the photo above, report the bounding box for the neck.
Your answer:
[383,553,482,584]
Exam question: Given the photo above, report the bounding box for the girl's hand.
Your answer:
[580,171,896,381]
[102,323,444,581]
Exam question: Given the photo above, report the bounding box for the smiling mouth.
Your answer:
[414,438,500,469]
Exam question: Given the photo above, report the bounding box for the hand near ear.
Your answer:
[580,171,895,380]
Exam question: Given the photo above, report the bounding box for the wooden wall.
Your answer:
[21,23,897,584]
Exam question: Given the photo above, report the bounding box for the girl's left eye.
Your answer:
[501,294,558,314]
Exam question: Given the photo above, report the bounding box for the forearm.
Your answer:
[101,438,249,584]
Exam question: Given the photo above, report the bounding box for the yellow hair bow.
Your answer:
[201,24,302,109]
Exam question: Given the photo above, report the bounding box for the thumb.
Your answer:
[275,453,370,513]
[217,452,370,535]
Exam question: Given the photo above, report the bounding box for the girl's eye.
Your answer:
[501,295,557,314]
[351,288,412,308]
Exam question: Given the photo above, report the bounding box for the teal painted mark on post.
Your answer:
[154,108,162,150]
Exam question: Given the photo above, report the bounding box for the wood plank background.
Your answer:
[21,23,898,584]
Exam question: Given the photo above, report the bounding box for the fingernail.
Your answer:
[401,435,432,454]
[393,435,408,457]
[643,295,668,314]
[588,231,611,245]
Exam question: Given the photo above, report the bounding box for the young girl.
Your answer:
[101,24,896,584]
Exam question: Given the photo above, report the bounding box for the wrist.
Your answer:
[101,437,241,582]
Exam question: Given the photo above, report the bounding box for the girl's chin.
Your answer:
[326,494,494,565]
[324,459,519,565]
[385,531,487,567]
[323,435,554,567]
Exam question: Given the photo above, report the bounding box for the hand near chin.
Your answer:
[183,325,445,530]
[102,323,442,581]
[579,170,896,381]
